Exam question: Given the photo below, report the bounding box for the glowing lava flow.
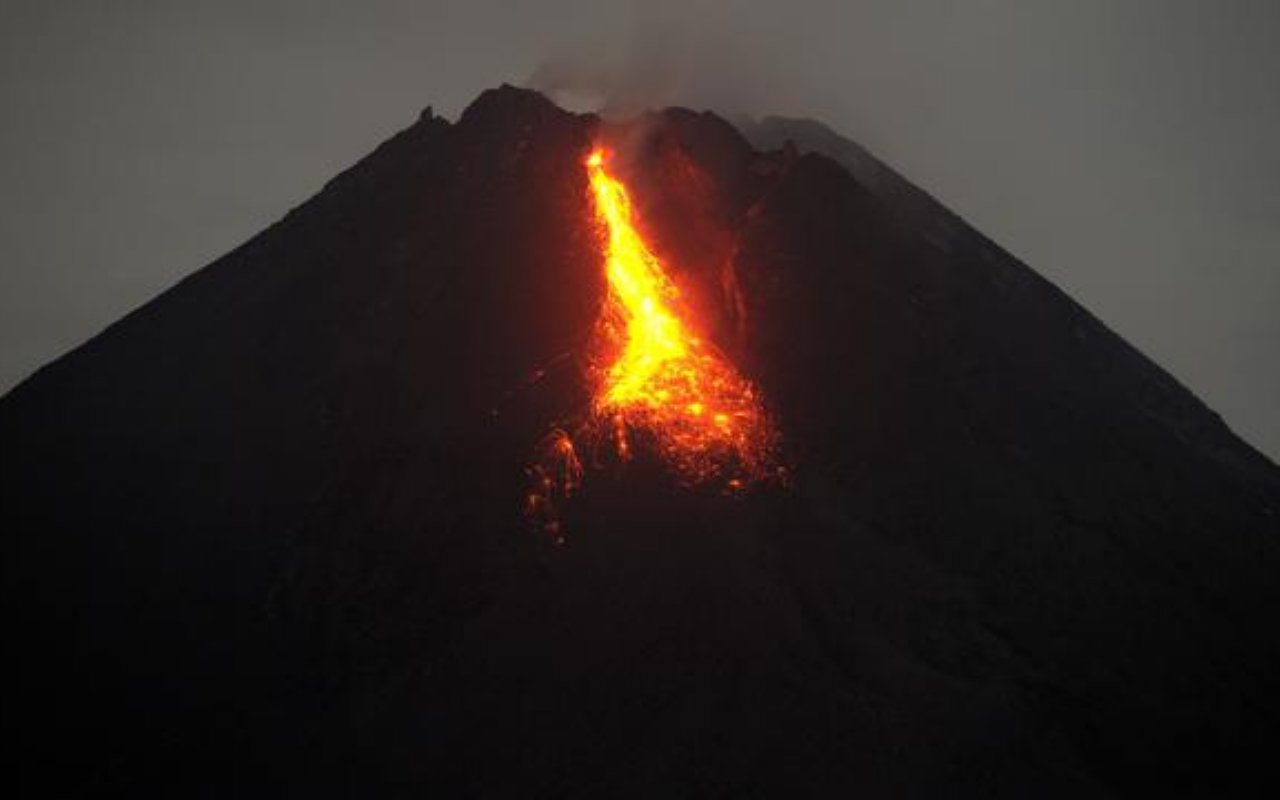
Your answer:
[525,147,778,541]
[584,147,775,482]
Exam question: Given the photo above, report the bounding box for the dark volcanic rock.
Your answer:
[3,85,1278,797]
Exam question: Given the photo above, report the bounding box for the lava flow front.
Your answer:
[584,148,776,481]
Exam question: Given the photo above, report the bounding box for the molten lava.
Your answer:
[526,146,778,541]
[584,147,775,482]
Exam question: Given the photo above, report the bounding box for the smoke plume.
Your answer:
[526,0,785,119]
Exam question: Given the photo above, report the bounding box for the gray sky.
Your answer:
[1,0,1277,459]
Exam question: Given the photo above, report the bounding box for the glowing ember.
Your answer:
[525,429,583,542]
[584,147,775,482]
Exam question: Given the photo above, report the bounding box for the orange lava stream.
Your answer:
[585,148,774,483]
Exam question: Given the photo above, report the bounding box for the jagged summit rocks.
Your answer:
[2,85,1278,796]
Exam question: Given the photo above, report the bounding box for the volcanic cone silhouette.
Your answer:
[2,86,1278,797]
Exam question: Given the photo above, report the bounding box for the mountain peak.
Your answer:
[458,82,568,128]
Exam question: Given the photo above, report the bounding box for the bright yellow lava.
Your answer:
[585,147,774,482]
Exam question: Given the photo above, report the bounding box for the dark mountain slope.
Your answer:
[2,86,1277,796]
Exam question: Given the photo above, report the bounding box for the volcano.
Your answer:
[3,85,1278,796]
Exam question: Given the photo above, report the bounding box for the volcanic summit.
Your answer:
[3,85,1278,796]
